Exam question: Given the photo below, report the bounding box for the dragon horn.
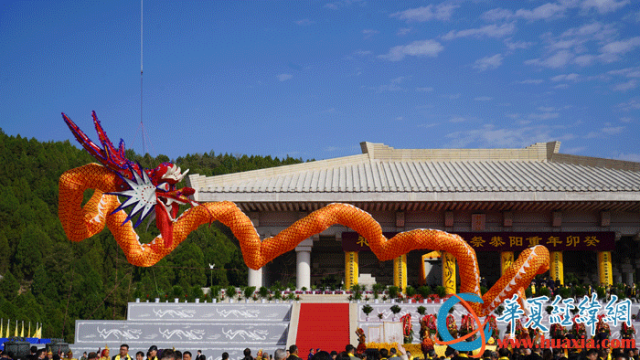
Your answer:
[62,112,142,180]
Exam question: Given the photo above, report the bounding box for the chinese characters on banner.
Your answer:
[341,232,615,252]
[498,293,630,337]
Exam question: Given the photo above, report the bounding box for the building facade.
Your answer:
[187,142,640,290]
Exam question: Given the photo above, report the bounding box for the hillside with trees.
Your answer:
[0,128,304,342]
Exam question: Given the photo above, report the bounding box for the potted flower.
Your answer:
[417,306,426,316]
[382,295,388,303]
[388,286,399,302]
[406,286,416,303]
[295,294,301,302]
[362,304,374,321]
[259,286,270,303]
[287,292,296,303]
[372,283,384,303]
[364,295,370,303]
[268,294,274,303]
[390,304,402,321]
[244,286,256,303]
[274,290,282,303]
[252,294,259,302]
[378,313,384,321]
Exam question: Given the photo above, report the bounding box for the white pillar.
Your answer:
[248,268,263,288]
[296,240,313,290]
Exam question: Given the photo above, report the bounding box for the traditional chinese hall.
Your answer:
[187,141,640,291]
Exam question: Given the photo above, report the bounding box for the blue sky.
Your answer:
[1,0,639,162]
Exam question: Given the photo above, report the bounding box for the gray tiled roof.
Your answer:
[195,159,640,193]
[188,142,640,195]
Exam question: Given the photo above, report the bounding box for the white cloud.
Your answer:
[295,19,314,26]
[481,8,514,22]
[390,4,459,22]
[620,117,632,123]
[554,84,570,89]
[537,106,556,112]
[445,93,461,100]
[395,116,404,121]
[551,73,580,82]
[324,0,364,10]
[474,96,493,101]
[523,22,625,68]
[416,87,434,92]
[618,99,640,111]
[573,54,595,66]
[525,50,573,68]
[529,112,560,120]
[585,126,625,138]
[613,80,638,92]
[378,39,444,61]
[581,0,630,14]
[608,67,640,78]
[367,76,408,93]
[518,79,544,84]
[277,74,293,82]
[397,28,412,36]
[481,3,567,22]
[472,54,504,71]
[445,124,573,149]
[449,116,467,123]
[442,23,516,41]
[515,2,567,20]
[505,39,535,50]
[600,37,640,55]
[353,50,373,56]
[418,123,439,129]
[362,29,379,38]
[602,126,625,135]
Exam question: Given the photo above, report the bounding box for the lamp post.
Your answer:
[209,263,215,288]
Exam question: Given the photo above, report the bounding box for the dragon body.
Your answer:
[59,112,550,316]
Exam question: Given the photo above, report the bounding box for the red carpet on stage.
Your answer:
[296,303,350,355]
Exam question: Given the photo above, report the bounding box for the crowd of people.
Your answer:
[2,342,640,360]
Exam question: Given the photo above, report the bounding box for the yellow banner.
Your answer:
[345,251,359,290]
[442,252,456,295]
[549,251,564,286]
[598,251,613,287]
[393,254,407,293]
[500,251,514,276]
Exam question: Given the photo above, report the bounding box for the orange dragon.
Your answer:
[59,112,549,316]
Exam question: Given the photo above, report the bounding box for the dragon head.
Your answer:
[62,111,199,248]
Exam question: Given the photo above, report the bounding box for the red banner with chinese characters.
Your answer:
[341,232,615,252]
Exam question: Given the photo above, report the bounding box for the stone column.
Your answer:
[345,251,359,290]
[248,268,263,288]
[598,251,613,287]
[549,251,564,286]
[393,254,407,293]
[296,240,313,290]
[442,252,456,295]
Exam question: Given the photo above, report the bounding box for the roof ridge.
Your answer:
[360,141,560,161]
[550,153,640,172]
